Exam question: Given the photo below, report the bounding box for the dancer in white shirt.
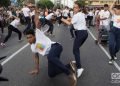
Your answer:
[25,8,77,86]
[61,1,88,78]
[108,0,120,64]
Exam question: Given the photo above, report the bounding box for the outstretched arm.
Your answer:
[109,0,117,15]
[34,7,41,29]
[61,18,72,25]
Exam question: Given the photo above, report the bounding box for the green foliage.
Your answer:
[0,0,11,7]
[17,0,24,6]
[37,0,54,9]
[77,0,86,7]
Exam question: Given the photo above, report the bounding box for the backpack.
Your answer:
[99,26,109,42]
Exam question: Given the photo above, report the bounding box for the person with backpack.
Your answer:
[96,4,111,44]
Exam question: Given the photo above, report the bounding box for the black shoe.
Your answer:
[0,77,9,81]
[95,40,98,44]
[0,56,7,60]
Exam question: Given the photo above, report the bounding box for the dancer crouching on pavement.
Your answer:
[61,1,88,78]
[25,7,77,86]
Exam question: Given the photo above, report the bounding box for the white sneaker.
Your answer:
[114,57,117,60]
[77,68,84,78]
[72,61,76,64]
[0,43,6,47]
[0,43,5,46]
[109,59,114,64]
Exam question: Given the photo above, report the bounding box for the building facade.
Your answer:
[86,0,120,6]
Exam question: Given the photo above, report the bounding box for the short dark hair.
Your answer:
[74,1,81,8]
[26,29,35,36]
[104,4,109,7]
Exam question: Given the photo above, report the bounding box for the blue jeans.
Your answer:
[73,30,88,69]
[109,27,120,59]
[47,43,70,78]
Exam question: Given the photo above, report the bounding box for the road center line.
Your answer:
[1,43,29,66]
[88,29,120,72]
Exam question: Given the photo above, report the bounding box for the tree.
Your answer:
[17,0,24,6]
[77,0,86,7]
[0,0,11,7]
[37,0,54,9]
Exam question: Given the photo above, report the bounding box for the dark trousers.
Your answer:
[88,16,93,27]
[47,43,70,78]
[109,27,120,59]
[73,30,88,69]
[3,25,22,43]
[45,19,54,34]
[57,16,62,24]
[110,21,113,30]
[23,17,31,33]
[0,64,2,74]
[0,21,4,33]
[32,15,35,29]
[70,25,75,38]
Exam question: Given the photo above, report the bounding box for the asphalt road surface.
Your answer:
[0,24,120,86]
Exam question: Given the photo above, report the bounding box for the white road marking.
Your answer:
[1,28,120,72]
[1,43,29,66]
[88,29,120,72]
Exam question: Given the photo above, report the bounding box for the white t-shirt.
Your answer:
[70,11,74,18]
[31,29,55,56]
[113,15,120,28]
[10,19,20,28]
[95,10,99,16]
[45,13,54,20]
[22,7,30,17]
[98,10,110,26]
[71,12,87,30]
[30,10,35,17]
[55,10,61,17]
[63,9,69,17]
[88,11,94,16]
